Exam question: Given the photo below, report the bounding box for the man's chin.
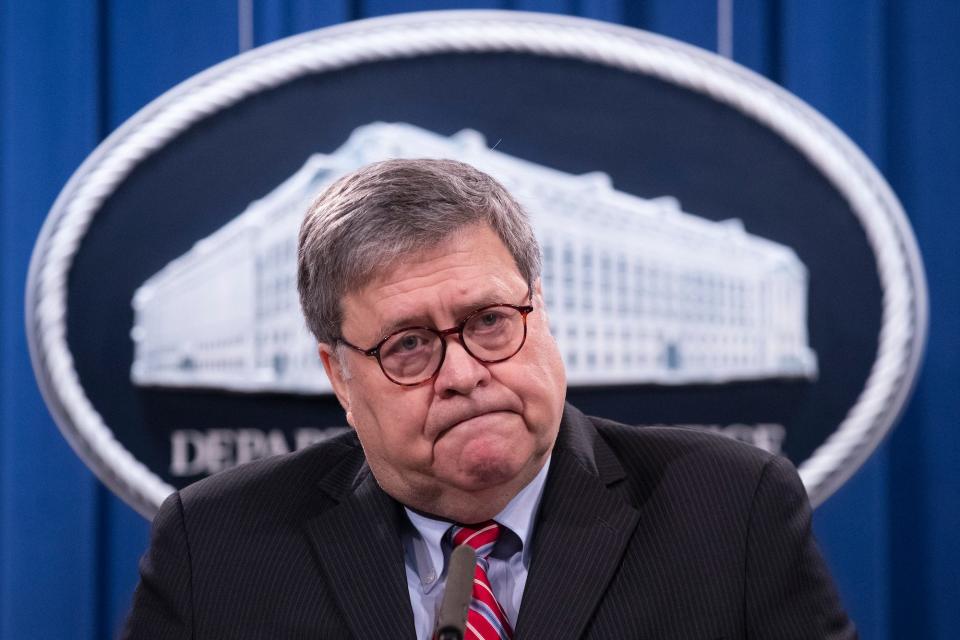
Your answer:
[446,452,531,492]
[459,467,517,490]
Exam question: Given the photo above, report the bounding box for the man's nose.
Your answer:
[433,336,490,397]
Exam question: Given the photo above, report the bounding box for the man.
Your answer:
[124,159,856,638]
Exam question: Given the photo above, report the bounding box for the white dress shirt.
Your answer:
[401,456,552,640]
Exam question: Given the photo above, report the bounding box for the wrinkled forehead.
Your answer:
[346,231,457,294]
[349,223,522,292]
[338,225,528,331]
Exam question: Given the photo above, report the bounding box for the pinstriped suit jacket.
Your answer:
[123,403,856,639]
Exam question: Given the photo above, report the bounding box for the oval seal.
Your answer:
[27,10,927,517]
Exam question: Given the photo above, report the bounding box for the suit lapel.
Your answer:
[304,465,416,640]
[514,406,640,640]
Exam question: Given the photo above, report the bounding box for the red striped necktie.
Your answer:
[450,521,514,640]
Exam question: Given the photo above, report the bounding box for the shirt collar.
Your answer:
[494,455,551,566]
[404,455,552,581]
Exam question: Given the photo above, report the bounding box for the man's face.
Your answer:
[319,224,566,520]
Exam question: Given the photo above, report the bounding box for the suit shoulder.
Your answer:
[589,415,784,496]
[175,429,363,521]
[592,415,774,463]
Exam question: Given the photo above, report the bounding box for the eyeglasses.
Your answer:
[338,302,535,386]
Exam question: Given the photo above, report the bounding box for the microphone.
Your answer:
[435,544,476,640]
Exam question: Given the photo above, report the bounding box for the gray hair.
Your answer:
[297,158,542,345]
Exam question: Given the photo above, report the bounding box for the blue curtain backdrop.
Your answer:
[1,1,957,638]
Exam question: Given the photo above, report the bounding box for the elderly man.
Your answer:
[123,159,855,639]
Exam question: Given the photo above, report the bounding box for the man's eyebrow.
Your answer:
[374,294,518,338]
[375,313,435,339]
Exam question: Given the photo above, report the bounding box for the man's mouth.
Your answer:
[433,408,514,438]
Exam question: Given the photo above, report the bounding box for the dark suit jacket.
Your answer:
[123,404,856,639]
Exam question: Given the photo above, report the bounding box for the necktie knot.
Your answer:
[447,520,513,639]
[450,521,501,559]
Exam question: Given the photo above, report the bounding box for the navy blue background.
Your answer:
[2,2,957,638]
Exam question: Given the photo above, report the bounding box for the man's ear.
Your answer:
[318,343,355,429]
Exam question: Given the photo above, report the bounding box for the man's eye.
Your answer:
[383,331,432,358]
[472,311,508,332]
[479,312,502,327]
[398,334,424,351]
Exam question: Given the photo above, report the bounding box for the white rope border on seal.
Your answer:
[26,9,928,517]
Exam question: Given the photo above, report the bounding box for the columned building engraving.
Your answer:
[131,122,817,394]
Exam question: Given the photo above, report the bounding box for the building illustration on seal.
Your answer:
[130,122,818,394]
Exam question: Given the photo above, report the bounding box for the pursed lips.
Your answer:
[429,405,520,439]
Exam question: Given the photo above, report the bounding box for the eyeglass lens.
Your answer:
[378,305,527,384]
